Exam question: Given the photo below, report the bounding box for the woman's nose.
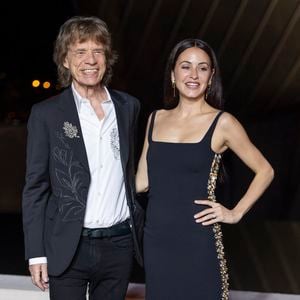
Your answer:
[190,67,198,79]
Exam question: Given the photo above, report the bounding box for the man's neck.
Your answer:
[73,83,108,103]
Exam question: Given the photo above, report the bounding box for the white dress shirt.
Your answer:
[29,85,129,265]
[73,85,129,228]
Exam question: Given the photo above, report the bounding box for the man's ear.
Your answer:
[63,57,69,69]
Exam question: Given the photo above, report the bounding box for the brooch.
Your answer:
[63,122,80,139]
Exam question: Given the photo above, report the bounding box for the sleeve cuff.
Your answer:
[29,257,47,265]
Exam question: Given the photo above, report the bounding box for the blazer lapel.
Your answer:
[110,90,130,169]
[57,88,90,173]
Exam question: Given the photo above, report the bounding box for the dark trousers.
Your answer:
[49,233,133,300]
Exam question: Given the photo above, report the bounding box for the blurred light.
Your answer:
[32,80,40,88]
[43,81,51,89]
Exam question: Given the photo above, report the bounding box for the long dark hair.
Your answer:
[53,16,118,87]
[164,38,224,109]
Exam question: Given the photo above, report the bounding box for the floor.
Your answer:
[1,275,300,300]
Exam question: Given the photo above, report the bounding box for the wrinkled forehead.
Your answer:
[69,30,106,47]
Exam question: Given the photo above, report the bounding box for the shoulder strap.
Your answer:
[148,110,157,143]
[205,111,224,142]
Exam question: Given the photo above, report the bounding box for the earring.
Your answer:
[172,80,176,98]
[205,84,211,101]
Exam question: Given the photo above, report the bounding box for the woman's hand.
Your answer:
[194,200,243,225]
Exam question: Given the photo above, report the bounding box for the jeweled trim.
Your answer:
[207,153,229,300]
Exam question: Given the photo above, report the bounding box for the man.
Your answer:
[22,16,143,300]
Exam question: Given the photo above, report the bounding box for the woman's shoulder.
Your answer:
[218,111,243,131]
[154,108,169,114]
[218,111,238,122]
[148,109,169,120]
[146,109,165,127]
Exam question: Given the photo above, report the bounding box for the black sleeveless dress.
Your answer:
[144,111,229,300]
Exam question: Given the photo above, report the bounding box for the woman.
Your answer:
[135,39,274,300]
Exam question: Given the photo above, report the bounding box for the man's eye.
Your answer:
[94,50,104,54]
[181,66,190,70]
[75,51,86,56]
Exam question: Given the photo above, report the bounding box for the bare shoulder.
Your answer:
[146,109,165,126]
[154,109,171,122]
[218,111,242,131]
[216,111,251,149]
[156,109,169,117]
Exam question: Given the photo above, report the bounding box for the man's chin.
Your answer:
[77,81,103,89]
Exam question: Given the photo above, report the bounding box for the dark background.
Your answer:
[0,0,300,294]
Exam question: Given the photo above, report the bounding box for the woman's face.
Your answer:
[172,47,214,101]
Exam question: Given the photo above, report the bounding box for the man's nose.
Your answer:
[85,51,97,63]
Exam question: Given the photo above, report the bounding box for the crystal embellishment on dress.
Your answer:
[207,153,229,300]
[63,122,80,138]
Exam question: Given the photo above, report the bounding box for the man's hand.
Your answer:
[29,263,49,291]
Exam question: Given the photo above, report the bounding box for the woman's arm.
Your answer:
[135,114,152,193]
[195,112,274,225]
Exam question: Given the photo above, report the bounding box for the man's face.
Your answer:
[64,39,106,89]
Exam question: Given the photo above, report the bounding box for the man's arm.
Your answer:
[22,105,51,290]
[132,97,141,170]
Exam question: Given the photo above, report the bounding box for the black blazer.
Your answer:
[22,87,144,276]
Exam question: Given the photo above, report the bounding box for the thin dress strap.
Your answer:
[205,111,224,142]
[148,110,157,143]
